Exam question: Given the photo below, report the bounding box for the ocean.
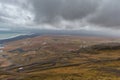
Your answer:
[0,32,24,40]
[0,32,24,53]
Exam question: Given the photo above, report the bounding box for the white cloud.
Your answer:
[0,1,34,25]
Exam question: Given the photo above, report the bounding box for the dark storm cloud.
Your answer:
[30,0,63,23]
[61,0,99,20]
[30,0,100,24]
[88,0,120,28]
[29,0,120,29]
[1,0,120,30]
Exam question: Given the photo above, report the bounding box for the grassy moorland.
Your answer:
[0,35,120,80]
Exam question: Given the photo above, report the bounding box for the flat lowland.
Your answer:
[0,35,120,80]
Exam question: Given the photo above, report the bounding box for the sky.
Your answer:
[0,0,120,36]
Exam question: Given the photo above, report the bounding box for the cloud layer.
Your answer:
[88,0,120,28]
[0,0,120,30]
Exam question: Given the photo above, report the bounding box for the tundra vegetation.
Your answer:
[0,36,120,80]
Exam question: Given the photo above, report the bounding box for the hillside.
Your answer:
[0,35,120,80]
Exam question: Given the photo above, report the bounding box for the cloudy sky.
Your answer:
[0,0,120,35]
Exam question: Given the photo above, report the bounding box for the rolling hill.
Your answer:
[0,35,120,80]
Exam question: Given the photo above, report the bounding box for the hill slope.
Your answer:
[0,35,120,80]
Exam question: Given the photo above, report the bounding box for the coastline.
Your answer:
[0,33,27,40]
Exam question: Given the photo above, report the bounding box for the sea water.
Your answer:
[0,32,24,53]
[0,33,22,40]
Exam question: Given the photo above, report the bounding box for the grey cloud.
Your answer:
[30,0,120,29]
[0,0,17,4]
[30,0,100,24]
[30,0,63,23]
[0,0,26,8]
[88,0,120,28]
[61,0,100,20]
[1,0,120,30]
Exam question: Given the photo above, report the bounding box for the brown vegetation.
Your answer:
[0,35,120,80]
